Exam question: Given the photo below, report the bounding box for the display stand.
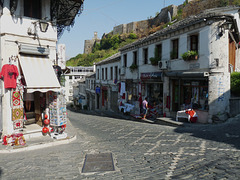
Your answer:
[48,89,67,139]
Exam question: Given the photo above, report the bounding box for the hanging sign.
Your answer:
[96,87,100,94]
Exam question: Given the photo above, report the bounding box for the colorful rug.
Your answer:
[13,119,24,129]
[12,108,23,121]
[12,91,23,109]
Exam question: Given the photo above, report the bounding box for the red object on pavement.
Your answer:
[42,127,49,133]
[185,110,198,123]
[44,119,50,125]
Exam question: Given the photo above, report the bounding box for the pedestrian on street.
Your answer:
[142,97,148,120]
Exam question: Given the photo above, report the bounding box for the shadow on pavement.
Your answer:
[67,105,240,150]
[174,114,240,150]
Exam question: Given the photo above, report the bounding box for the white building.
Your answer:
[57,44,66,69]
[64,66,94,102]
[95,52,121,111]
[0,0,84,135]
[119,7,240,123]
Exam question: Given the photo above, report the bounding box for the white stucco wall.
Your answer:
[0,1,57,135]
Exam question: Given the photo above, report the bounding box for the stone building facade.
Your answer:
[83,32,101,54]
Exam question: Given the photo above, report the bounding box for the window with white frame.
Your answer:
[105,67,108,80]
[190,34,199,52]
[24,0,41,19]
[102,68,104,80]
[115,66,118,80]
[143,48,148,64]
[133,51,137,65]
[156,44,162,60]
[171,39,179,59]
[123,54,127,67]
[110,67,113,80]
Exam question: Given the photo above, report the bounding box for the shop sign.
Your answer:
[96,87,100,94]
[141,72,162,80]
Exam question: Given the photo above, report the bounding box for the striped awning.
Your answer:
[19,56,60,93]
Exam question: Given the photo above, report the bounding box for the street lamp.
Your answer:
[39,20,49,33]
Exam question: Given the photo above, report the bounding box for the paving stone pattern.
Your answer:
[0,110,240,179]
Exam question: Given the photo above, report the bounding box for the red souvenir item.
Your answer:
[42,127,49,133]
[0,64,19,89]
[44,114,48,119]
[44,119,50,125]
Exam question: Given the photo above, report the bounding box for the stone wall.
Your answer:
[84,39,95,54]
[149,5,178,27]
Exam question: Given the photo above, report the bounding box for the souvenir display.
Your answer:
[2,133,26,146]
[48,89,67,126]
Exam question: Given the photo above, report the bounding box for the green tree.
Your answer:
[231,72,240,96]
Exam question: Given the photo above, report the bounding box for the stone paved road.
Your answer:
[0,110,240,180]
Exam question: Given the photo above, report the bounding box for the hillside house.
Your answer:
[119,7,240,123]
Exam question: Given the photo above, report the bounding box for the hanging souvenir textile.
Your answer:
[0,64,19,89]
[12,90,23,108]
[13,119,24,129]
[11,85,24,128]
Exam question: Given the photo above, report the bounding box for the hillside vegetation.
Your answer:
[66,0,240,67]
[66,33,138,66]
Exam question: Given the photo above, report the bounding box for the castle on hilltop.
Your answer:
[84,32,101,54]
[83,4,180,54]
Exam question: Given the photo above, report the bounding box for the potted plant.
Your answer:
[150,47,162,65]
[181,50,198,61]
[129,63,138,72]
[150,57,161,65]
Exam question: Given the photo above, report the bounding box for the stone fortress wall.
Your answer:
[84,5,179,54]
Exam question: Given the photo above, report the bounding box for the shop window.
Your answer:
[171,39,179,59]
[69,76,72,80]
[143,48,148,64]
[123,54,127,67]
[133,51,137,65]
[24,0,41,19]
[174,80,208,111]
[190,34,199,52]
[97,69,99,80]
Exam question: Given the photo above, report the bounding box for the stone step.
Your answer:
[24,118,36,125]
[22,124,43,140]
[25,112,35,119]
[156,117,184,127]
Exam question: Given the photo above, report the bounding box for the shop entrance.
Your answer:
[23,92,35,125]
[172,79,208,111]
[146,83,163,115]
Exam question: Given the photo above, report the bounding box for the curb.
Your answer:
[0,134,77,154]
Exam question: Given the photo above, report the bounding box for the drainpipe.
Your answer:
[0,56,2,133]
[178,78,181,110]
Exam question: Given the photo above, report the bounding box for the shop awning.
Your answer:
[19,56,61,93]
[164,71,209,78]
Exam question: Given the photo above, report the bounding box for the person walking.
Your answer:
[142,97,148,120]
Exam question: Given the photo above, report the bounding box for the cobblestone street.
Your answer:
[0,110,240,179]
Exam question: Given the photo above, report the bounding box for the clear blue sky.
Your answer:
[58,0,184,60]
